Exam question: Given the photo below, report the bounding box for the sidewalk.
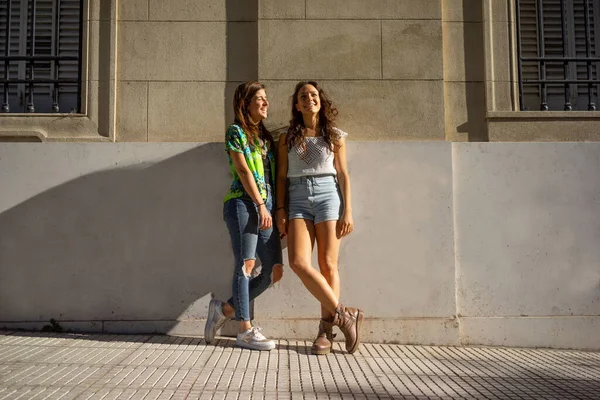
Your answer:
[1,331,599,400]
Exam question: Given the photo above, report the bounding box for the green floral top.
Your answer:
[224,123,276,202]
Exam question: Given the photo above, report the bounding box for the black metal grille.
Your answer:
[0,0,83,113]
[516,0,600,111]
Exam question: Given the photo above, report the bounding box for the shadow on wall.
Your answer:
[96,0,114,137]
[456,0,490,142]
[0,144,237,332]
[224,0,258,130]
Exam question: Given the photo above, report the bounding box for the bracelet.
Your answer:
[276,207,286,211]
[256,202,265,207]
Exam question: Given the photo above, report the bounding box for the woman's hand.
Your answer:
[271,264,284,284]
[275,208,287,237]
[337,211,354,238]
[258,204,272,230]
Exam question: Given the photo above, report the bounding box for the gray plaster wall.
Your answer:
[453,143,600,349]
[0,144,231,333]
[1,142,599,349]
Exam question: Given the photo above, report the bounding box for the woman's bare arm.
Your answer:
[230,150,272,230]
[275,133,289,236]
[334,139,354,237]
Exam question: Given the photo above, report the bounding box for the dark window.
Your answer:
[516,0,600,111]
[0,0,83,113]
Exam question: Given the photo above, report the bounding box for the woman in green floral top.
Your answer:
[204,81,283,351]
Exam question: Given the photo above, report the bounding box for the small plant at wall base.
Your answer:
[41,319,63,333]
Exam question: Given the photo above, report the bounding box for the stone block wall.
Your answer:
[442,0,488,142]
[258,0,446,140]
[116,0,257,142]
[2,1,599,142]
[115,0,450,141]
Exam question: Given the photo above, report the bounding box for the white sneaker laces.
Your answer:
[250,326,267,341]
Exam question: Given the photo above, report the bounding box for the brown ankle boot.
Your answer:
[311,319,335,355]
[332,303,363,354]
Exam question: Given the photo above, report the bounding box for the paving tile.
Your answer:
[1,331,599,399]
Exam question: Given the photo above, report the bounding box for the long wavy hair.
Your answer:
[233,81,273,153]
[286,81,339,152]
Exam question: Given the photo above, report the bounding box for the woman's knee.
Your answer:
[318,257,338,276]
[289,258,311,275]
[236,259,255,278]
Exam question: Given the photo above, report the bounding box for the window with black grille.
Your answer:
[516,0,600,111]
[0,0,82,113]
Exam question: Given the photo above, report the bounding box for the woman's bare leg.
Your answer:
[315,220,341,319]
[288,219,339,314]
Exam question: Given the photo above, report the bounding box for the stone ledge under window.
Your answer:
[488,111,600,120]
[487,111,600,142]
[0,116,111,142]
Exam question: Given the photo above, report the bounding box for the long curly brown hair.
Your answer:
[286,81,339,152]
[233,81,273,153]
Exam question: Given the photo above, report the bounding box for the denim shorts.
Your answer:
[288,175,343,224]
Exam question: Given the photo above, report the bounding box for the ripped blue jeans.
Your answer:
[223,185,283,321]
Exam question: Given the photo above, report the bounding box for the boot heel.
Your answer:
[348,309,363,354]
[311,319,334,355]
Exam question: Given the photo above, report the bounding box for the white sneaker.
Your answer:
[204,299,229,344]
[236,327,276,351]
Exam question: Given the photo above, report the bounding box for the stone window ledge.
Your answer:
[486,111,600,141]
[488,111,600,120]
[0,115,111,142]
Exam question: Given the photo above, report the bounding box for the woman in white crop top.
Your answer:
[275,81,363,355]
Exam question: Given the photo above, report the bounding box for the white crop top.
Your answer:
[287,128,348,178]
